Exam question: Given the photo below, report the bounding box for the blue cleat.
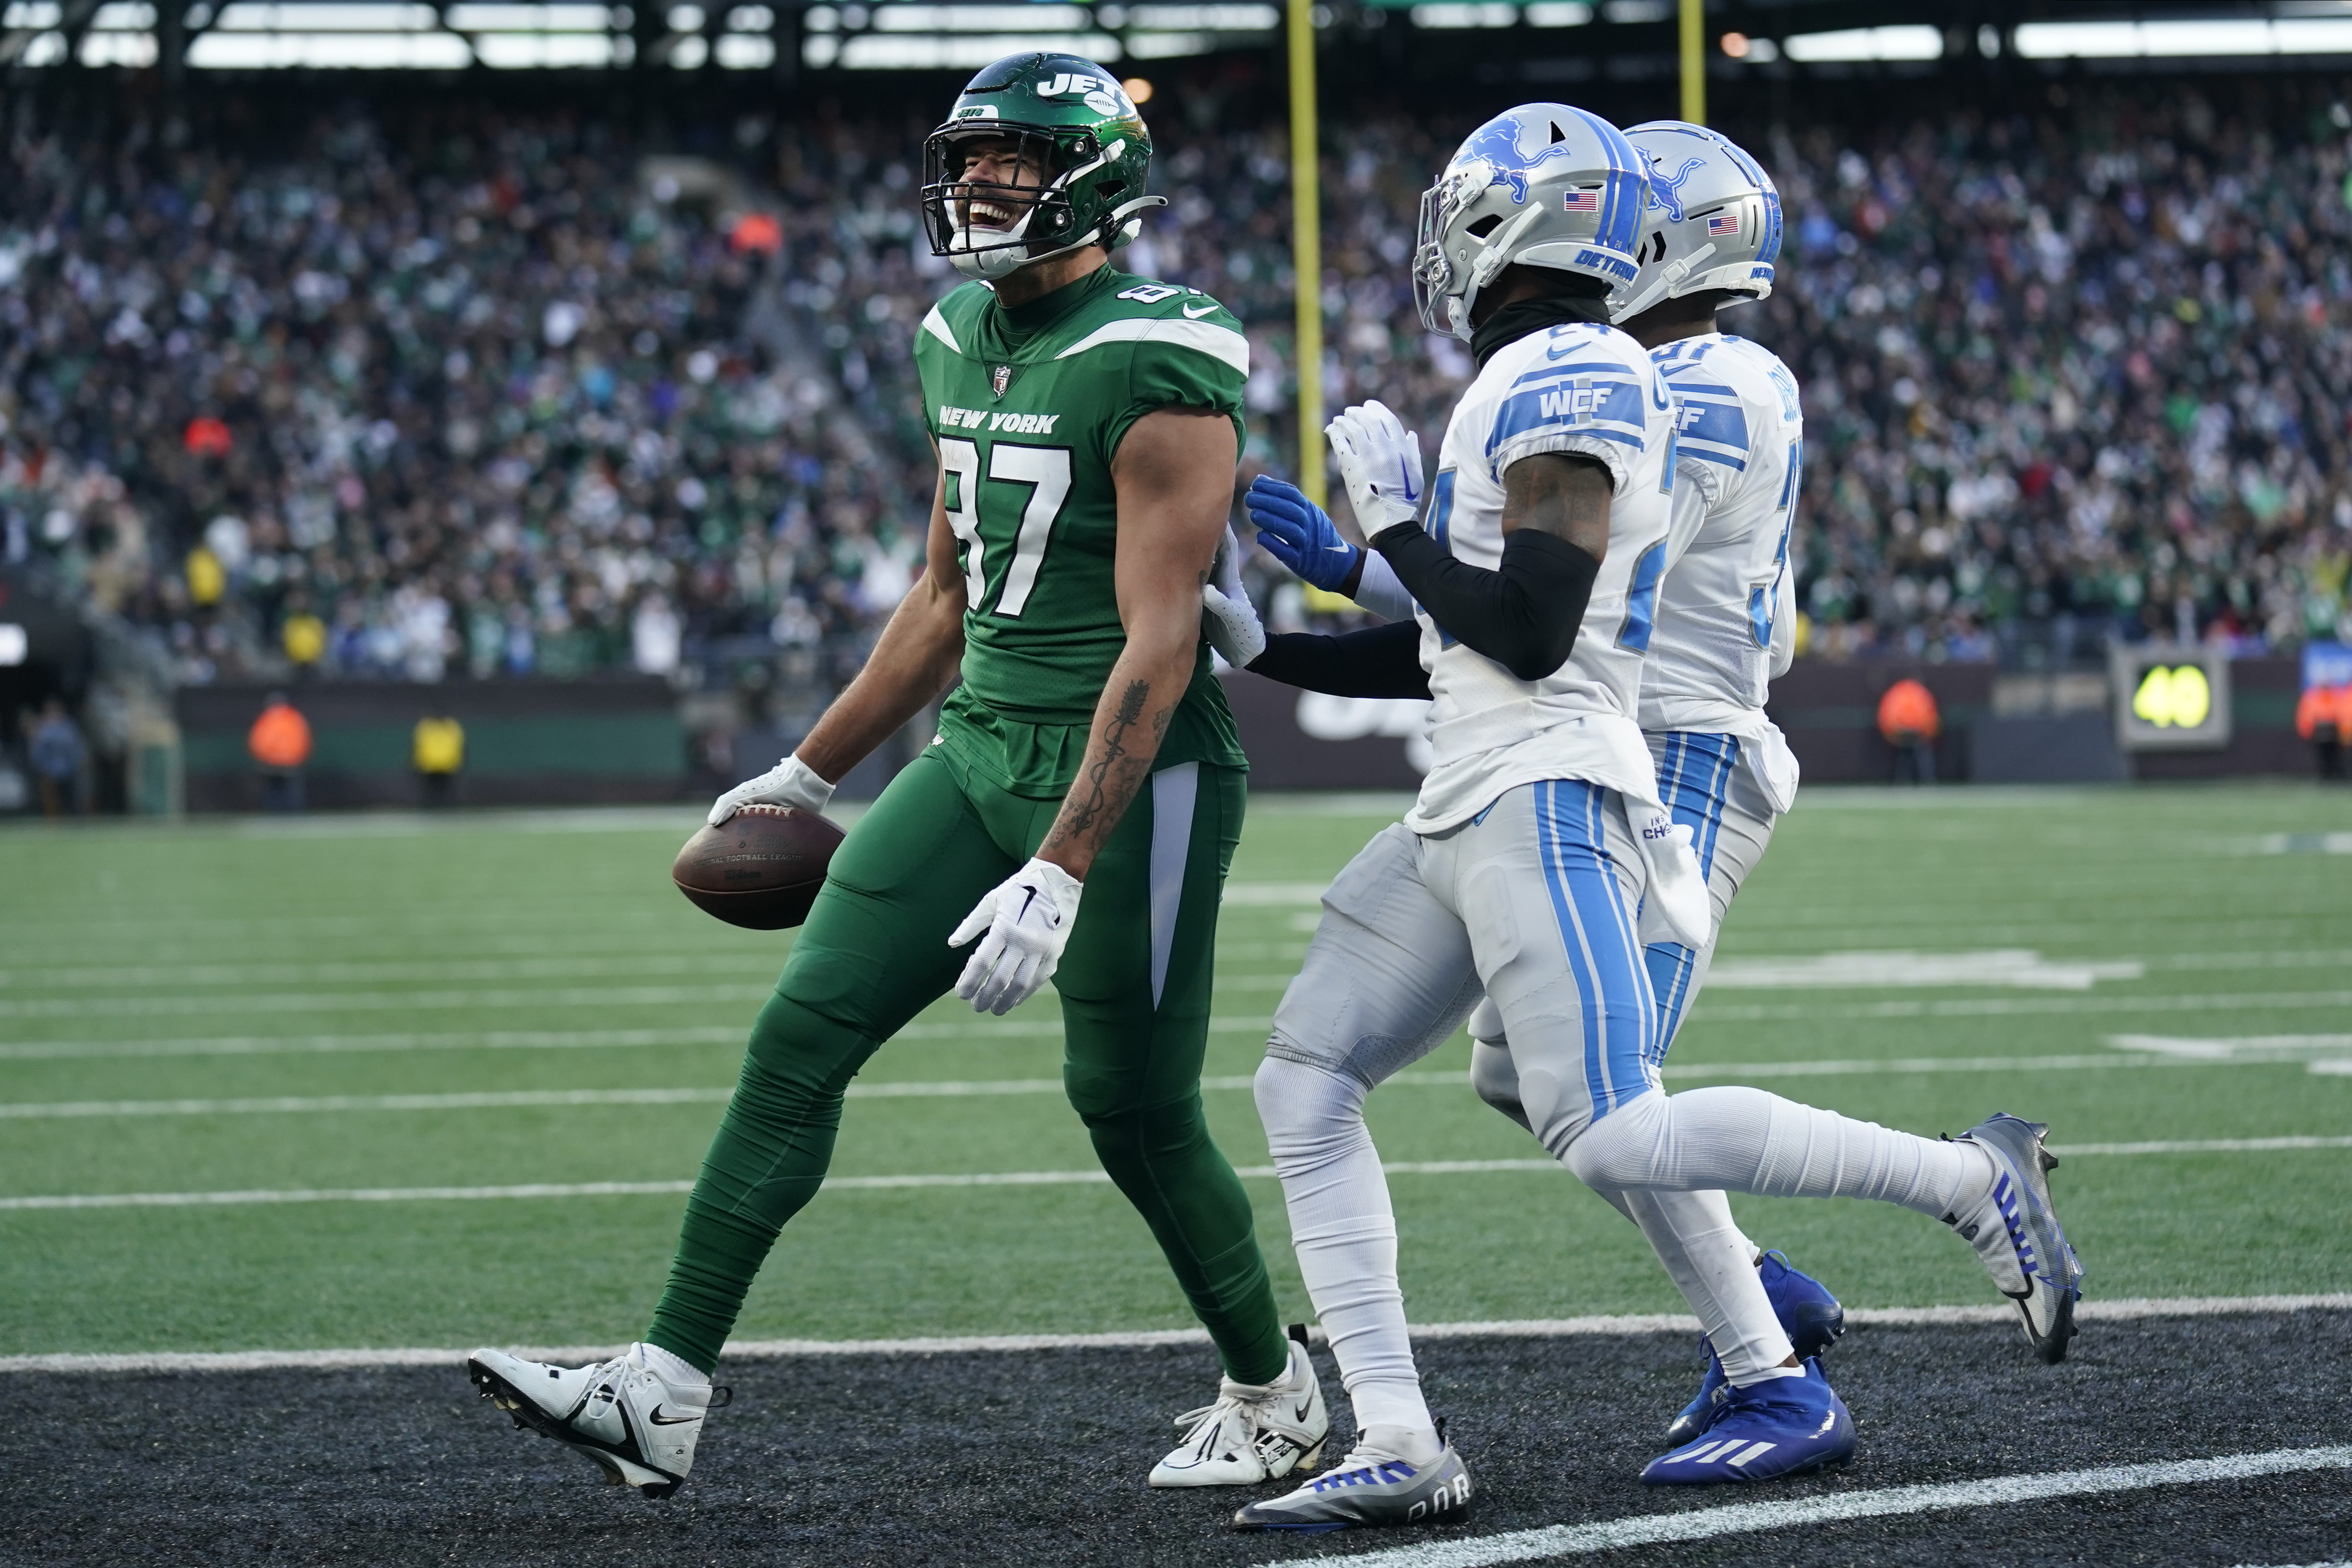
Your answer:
[1640,1358,1854,1486]
[1663,1252,1847,1447]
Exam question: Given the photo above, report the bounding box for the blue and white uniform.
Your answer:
[1637,331,1805,1049]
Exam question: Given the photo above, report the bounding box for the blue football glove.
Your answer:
[1245,475,1362,593]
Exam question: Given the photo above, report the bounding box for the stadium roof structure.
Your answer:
[5,0,2351,84]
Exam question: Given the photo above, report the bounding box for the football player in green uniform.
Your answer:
[468,51,1328,1499]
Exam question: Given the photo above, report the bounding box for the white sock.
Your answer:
[1254,1056,1438,1450]
[1360,1422,1445,1465]
[635,1341,708,1388]
[1616,1188,1799,1386]
[1564,1087,1997,1219]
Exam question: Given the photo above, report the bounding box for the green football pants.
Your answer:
[645,749,1289,1384]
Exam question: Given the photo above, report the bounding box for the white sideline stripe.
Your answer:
[3,1139,2342,1208]
[1334,1447,2352,1567]
[0,1051,2316,1119]
[5,1295,2347,1376]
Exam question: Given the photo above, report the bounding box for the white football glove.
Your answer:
[1325,400,1425,538]
[949,856,1085,1015]
[708,752,834,827]
[1199,524,1267,668]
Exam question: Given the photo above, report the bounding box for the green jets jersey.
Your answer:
[913,265,1251,798]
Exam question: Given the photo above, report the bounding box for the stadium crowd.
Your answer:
[3,81,2350,689]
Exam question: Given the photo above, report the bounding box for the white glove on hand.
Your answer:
[1325,400,1425,538]
[707,752,834,827]
[949,856,1085,1015]
[1200,524,1267,667]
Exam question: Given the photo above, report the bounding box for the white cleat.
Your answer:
[1149,1325,1329,1488]
[468,1342,727,1498]
[1945,1112,2085,1363]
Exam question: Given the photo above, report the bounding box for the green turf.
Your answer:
[2,784,2348,1355]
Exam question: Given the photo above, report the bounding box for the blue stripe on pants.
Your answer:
[1533,779,1655,1121]
[1643,733,1739,1062]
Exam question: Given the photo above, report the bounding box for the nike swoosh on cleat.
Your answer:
[648,1407,701,1425]
[1182,302,1218,318]
[1294,1399,1314,1423]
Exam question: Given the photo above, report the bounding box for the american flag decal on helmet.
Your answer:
[1561,188,1600,213]
[1707,211,1741,236]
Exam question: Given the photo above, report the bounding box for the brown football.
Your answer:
[671,804,845,930]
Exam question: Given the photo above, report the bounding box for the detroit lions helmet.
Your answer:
[1411,103,1648,342]
[920,52,1167,282]
[1612,121,1784,323]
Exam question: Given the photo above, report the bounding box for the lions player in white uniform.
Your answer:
[1209,106,2083,1530]
[1467,121,1848,1471]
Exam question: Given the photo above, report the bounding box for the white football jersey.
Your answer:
[1407,319,1680,836]
[1638,332,1805,810]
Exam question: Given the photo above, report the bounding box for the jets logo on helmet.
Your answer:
[1611,121,1785,324]
[919,52,1167,283]
[1410,103,1648,343]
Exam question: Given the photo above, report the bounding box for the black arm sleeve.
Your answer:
[1243,620,1431,700]
[1369,522,1601,682]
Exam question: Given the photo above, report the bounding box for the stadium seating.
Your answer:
[1,79,2347,691]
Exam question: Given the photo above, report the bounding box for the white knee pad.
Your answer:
[1253,1054,1371,1173]
[1558,1086,1674,1191]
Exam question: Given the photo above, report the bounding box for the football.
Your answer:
[671,805,845,930]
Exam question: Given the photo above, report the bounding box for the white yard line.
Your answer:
[4,1295,2345,1376]
[0,1050,2310,1118]
[1332,1446,2352,1567]
[3,1138,2341,1209]
[1693,989,2352,1024]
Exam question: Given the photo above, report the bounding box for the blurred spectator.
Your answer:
[1877,677,1941,784]
[2297,681,2349,779]
[26,699,84,817]
[0,80,2347,691]
[248,691,312,812]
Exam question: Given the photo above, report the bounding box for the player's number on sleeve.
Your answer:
[941,441,1072,618]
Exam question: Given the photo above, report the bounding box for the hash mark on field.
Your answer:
[1700,950,2144,991]
[1333,1446,2352,1566]
[7,1295,2348,1374]
[5,1140,2342,1208]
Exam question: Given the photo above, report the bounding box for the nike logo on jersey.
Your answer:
[1181,302,1219,318]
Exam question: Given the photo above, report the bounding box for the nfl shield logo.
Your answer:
[991,364,1015,399]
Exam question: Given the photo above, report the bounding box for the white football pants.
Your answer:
[1258,773,1993,1435]
[1474,731,1793,1381]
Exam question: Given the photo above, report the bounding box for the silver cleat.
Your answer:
[1231,1443,1473,1533]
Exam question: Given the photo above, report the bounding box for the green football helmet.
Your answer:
[920,52,1165,282]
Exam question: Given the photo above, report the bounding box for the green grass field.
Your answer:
[2,784,2348,1358]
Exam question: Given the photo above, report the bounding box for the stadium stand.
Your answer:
[3,74,2349,707]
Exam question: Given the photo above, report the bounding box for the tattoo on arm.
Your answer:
[1042,676,1176,861]
[1501,453,1613,561]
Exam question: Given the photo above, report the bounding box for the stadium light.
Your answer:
[2014,18,2352,57]
[809,29,1120,66]
[0,625,25,668]
[1409,3,1515,28]
[1782,23,1941,62]
[868,4,1094,31]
